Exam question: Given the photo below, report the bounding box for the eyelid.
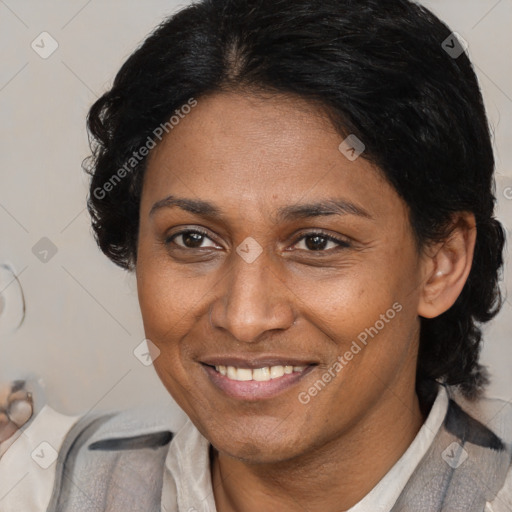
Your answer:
[165,227,222,248]
[289,230,352,251]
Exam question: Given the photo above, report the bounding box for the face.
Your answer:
[136,91,426,464]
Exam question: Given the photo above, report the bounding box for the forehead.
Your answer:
[147,91,339,171]
[141,91,402,222]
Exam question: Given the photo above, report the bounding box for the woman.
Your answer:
[44,0,512,510]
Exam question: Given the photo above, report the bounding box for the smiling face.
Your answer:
[136,91,428,464]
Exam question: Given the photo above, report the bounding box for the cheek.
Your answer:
[135,258,216,390]
[286,266,395,341]
[293,257,418,376]
[136,254,200,336]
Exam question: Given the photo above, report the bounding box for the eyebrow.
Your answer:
[149,195,373,221]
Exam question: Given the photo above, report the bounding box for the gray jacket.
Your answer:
[46,389,512,512]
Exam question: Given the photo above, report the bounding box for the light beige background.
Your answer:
[0,0,511,416]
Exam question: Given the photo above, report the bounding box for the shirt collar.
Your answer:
[65,403,181,448]
[347,384,449,511]
[163,415,217,512]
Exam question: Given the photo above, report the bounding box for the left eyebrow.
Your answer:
[274,198,373,222]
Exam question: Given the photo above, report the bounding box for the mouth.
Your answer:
[200,359,317,401]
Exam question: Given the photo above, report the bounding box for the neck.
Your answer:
[211,386,425,512]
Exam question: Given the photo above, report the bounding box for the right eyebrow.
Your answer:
[149,195,225,221]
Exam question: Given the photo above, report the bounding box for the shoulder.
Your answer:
[451,391,512,511]
[56,403,181,462]
[47,405,180,512]
[67,404,179,447]
[487,466,512,511]
[450,391,512,445]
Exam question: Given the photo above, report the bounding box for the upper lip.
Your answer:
[200,355,317,369]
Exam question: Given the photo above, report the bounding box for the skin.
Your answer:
[0,382,33,446]
[136,91,476,512]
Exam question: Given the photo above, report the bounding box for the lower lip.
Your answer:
[202,364,315,401]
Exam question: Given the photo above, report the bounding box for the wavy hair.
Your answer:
[85,0,506,399]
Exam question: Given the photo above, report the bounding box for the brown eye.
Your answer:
[292,232,351,252]
[166,229,219,249]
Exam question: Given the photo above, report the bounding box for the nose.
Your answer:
[209,252,296,343]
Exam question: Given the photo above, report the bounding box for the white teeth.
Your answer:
[227,366,237,379]
[214,364,307,381]
[270,365,285,378]
[253,367,270,381]
[237,368,253,381]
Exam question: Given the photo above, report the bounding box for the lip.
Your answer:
[201,361,316,401]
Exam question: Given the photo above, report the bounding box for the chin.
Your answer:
[204,415,311,464]
[219,437,305,465]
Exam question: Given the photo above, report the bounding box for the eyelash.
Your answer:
[165,228,351,253]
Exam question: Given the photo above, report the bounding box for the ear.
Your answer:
[418,212,477,319]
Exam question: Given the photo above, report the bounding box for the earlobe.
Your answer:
[417,212,477,319]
